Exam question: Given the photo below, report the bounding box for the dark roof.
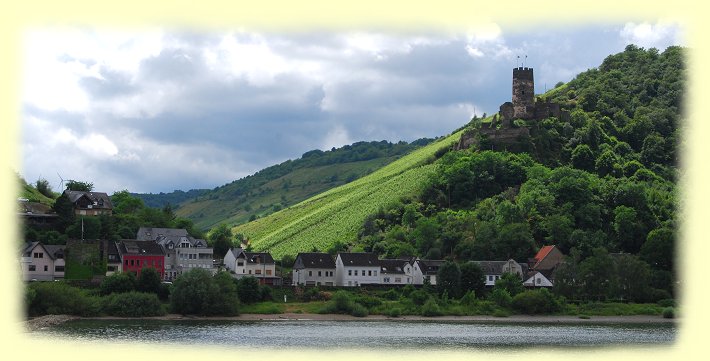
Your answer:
[136,227,189,241]
[338,252,379,267]
[379,259,408,274]
[294,253,335,269]
[118,240,165,256]
[21,242,64,260]
[416,259,444,275]
[228,248,275,264]
[472,261,508,274]
[64,190,113,209]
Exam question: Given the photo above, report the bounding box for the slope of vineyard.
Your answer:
[234,129,465,258]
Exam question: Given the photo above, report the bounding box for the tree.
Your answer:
[137,267,162,294]
[436,261,461,298]
[65,180,94,192]
[640,227,674,271]
[100,272,137,295]
[35,178,54,198]
[459,262,485,297]
[613,254,652,302]
[571,144,595,171]
[208,223,234,259]
[578,247,617,301]
[236,276,262,304]
[493,272,524,297]
[613,205,646,253]
[170,268,238,316]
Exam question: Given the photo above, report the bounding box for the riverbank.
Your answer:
[26,312,675,331]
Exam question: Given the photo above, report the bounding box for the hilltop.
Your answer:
[134,139,433,230]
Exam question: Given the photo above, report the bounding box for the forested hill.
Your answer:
[134,139,433,230]
[351,45,683,300]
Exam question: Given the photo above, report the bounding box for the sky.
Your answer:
[19,21,683,195]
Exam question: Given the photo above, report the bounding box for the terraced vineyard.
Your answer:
[234,129,465,258]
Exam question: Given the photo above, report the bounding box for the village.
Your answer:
[20,188,563,291]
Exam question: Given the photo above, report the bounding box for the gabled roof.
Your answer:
[532,245,564,270]
[379,259,408,274]
[472,261,510,274]
[416,259,444,275]
[136,227,189,241]
[228,248,275,264]
[64,190,113,209]
[337,252,379,267]
[294,252,335,269]
[21,242,65,260]
[118,240,165,256]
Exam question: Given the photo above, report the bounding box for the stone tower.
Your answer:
[512,67,534,119]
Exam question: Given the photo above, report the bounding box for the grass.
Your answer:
[239,302,285,314]
[234,130,464,258]
[563,302,665,316]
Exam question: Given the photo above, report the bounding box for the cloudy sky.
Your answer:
[19,21,683,194]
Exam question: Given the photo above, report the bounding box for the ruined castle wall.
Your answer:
[512,67,534,119]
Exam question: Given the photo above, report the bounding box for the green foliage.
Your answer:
[35,178,54,198]
[421,298,443,317]
[511,288,562,314]
[27,282,101,317]
[409,289,430,306]
[65,180,94,192]
[493,272,524,297]
[662,307,675,319]
[100,272,137,295]
[437,261,461,297]
[170,268,239,316]
[236,276,262,304]
[351,303,369,317]
[208,223,234,259]
[101,291,165,317]
[488,288,512,308]
[137,267,162,294]
[387,307,402,317]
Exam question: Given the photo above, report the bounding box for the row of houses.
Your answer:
[289,245,564,288]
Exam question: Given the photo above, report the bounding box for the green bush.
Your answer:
[27,282,101,317]
[354,295,382,309]
[382,288,400,300]
[401,284,415,297]
[492,309,510,317]
[421,298,443,317]
[387,307,402,317]
[460,290,477,307]
[102,292,165,317]
[171,269,239,316]
[488,288,512,308]
[332,291,354,313]
[410,289,430,306]
[657,299,675,308]
[100,272,136,295]
[662,307,675,319]
[511,289,562,314]
[236,277,262,304]
[351,303,369,317]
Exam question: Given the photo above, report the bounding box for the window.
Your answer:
[55,266,65,272]
[488,275,493,281]
[125,260,128,266]
[318,271,322,277]
[33,252,43,258]
[130,260,135,266]
[309,271,312,277]
[368,270,372,276]
[362,270,365,276]
[266,270,272,275]
[348,270,352,276]
[395,277,401,283]
[354,270,358,276]
[536,278,541,284]
[29,265,36,271]
[44,265,48,272]
[383,277,390,283]
[373,271,377,277]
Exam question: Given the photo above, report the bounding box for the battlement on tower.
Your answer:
[513,67,534,81]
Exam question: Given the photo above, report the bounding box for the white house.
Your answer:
[20,242,65,281]
[412,259,444,285]
[523,271,554,288]
[292,252,336,286]
[379,259,413,285]
[473,259,525,287]
[224,248,277,284]
[335,252,380,287]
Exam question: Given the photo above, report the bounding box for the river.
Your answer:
[31,319,675,350]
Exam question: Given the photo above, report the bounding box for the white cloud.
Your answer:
[321,124,352,150]
[620,21,683,49]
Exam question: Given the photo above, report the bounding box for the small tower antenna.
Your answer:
[524,55,528,68]
[516,55,520,68]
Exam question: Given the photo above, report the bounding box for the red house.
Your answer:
[117,240,165,277]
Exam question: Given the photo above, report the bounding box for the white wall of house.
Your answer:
[524,272,553,287]
[380,263,413,284]
[335,256,380,287]
[292,268,335,286]
[21,244,63,281]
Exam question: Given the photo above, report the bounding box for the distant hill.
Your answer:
[133,139,433,230]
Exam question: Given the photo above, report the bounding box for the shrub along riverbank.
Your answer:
[25,269,675,320]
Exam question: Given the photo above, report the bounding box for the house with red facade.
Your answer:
[117,240,165,277]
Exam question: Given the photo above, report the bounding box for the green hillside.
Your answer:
[234,130,466,258]
[17,174,56,206]
[155,140,433,230]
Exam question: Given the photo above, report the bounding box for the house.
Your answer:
[473,259,525,287]
[63,190,113,216]
[412,259,444,285]
[18,199,58,229]
[137,228,215,281]
[20,242,65,281]
[335,252,380,287]
[529,245,565,284]
[523,271,554,288]
[106,240,122,276]
[292,252,336,286]
[117,240,165,277]
[379,259,413,285]
[224,248,278,285]
[136,227,189,241]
